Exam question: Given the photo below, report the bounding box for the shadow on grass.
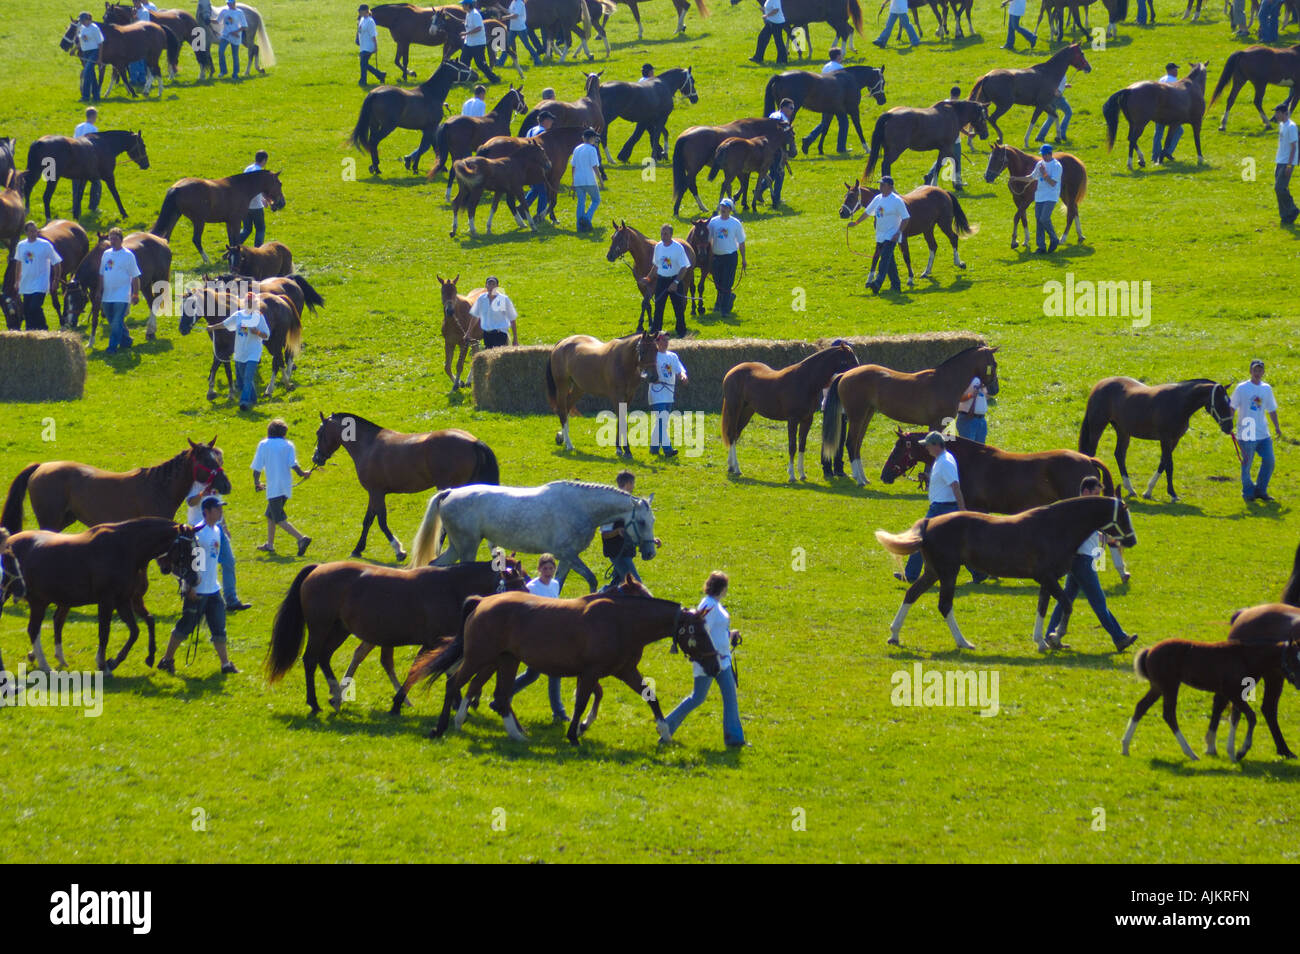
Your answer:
[1144,754,1300,777]
[884,646,1133,670]
[727,472,898,499]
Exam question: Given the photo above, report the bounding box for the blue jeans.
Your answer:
[499,29,541,65]
[1035,200,1057,250]
[575,184,600,225]
[755,161,785,205]
[172,591,228,644]
[870,238,901,291]
[80,49,102,102]
[1260,0,1281,40]
[1037,97,1072,141]
[217,522,240,605]
[956,413,987,443]
[360,50,384,83]
[523,183,549,218]
[219,39,241,77]
[1136,0,1149,23]
[1047,553,1128,646]
[235,359,259,406]
[904,500,959,581]
[876,13,920,46]
[1152,124,1183,159]
[102,300,131,351]
[512,669,567,718]
[666,670,744,745]
[1005,13,1035,47]
[608,553,640,585]
[650,401,674,452]
[1240,437,1275,499]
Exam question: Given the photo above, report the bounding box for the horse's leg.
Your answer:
[1219,76,1247,131]
[494,656,528,741]
[565,555,599,593]
[343,639,372,690]
[46,606,72,669]
[1011,199,1026,249]
[1121,685,1161,755]
[1191,118,1204,166]
[848,407,875,487]
[795,414,814,481]
[302,624,323,714]
[614,665,671,742]
[1151,439,1177,501]
[985,105,1008,145]
[1206,692,1229,755]
[1160,685,1199,759]
[352,503,377,558]
[42,177,57,222]
[26,602,52,672]
[1023,108,1044,150]
[566,672,598,744]
[886,565,939,645]
[192,219,209,264]
[937,572,975,649]
[1228,699,1257,762]
[1251,80,1271,129]
[1260,676,1296,757]
[578,681,603,733]
[95,602,114,673]
[108,597,140,672]
[375,499,406,560]
[784,419,801,483]
[1063,197,1083,244]
[320,626,351,713]
[1032,585,1053,650]
[1114,431,1135,496]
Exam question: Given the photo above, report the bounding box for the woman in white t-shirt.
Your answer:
[664,571,746,747]
[511,554,570,723]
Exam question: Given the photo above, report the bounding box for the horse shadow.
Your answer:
[729,473,896,500]
[98,668,232,697]
[1144,754,1300,777]
[885,646,1131,671]
[608,33,712,51]
[1123,497,1205,518]
[273,708,420,739]
[358,174,440,189]
[1221,502,1292,522]
[453,227,563,248]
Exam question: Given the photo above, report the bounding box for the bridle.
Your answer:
[669,606,720,668]
[165,526,198,597]
[1206,383,1232,429]
[839,186,865,218]
[678,70,696,100]
[192,452,226,496]
[865,70,885,101]
[622,502,650,551]
[1097,496,1125,539]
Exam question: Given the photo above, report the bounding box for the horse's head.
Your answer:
[62,278,89,328]
[838,179,866,219]
[777,120,797,157]
[583,71,602,97]
[610,575,653,598]
[983,143,1008,183]
[827,340,859,378]
[523,139,551,174]
[978,345,1000,396]
[606,221,630,262]
[157,524,200,596]
[685,217,709,256]
[311,411,345,467]
[867,65,887,106]
[59,20,80,53]
[880,429,926,484]
[1099,496,1138,549]
[1069,43,1092,74]
[672,605,720,677]
[0,532,25,604]
[223,245,243,275]
[125,130,150,170]
[625,493,657,561]
[262,171,286,211]
[679,67,699,105]
[1187,62,1209,89]
[1207,382,1234,435]
[496,552,531,592]
[103,2,132,25]
[429,8,453,37]
[187,437,232,494]
[636,330,658,381]
[963,100,990,141]
[505,85,528,115]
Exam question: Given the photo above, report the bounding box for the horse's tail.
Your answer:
[407,599,476,688]
[707,140,731,180]
[1282,540,1300,607]
[1073,160,1087,204]
[848,0,864,33]
[545,355,560,412]
[695,0,710,15]
[164,23,181,71]
[472,440,500,485]
[266,564,316,682]
[151,188,180,239]
[949,192,972,235]
[763,75,779,117]
[1211,52,1240,106]
[865,113,887,180]
[410,489,451,568]
[288,274,324,314]
[432,122,451,176]
[1133,646,1150,681]
[672,136,689,208]
[1078,392,1104,455]
[1,463,37,533]
[1092,458,1115,498]
[579,0,594,36]
[350,95,375,150]
[820,372,846,469]
[875,519,926,556]
[254,15,275,68]
[1101,89,1126,151]
[282,307,303,364]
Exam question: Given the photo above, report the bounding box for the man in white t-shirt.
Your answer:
[956,375,989,443]
[1036,73,1072,145]
[237,149,269,246]
[75,12,105,103]
[499,0,541,66]
[72,107,103,213]
[219,291,270,410]
[875,0,921,48]
[216,0,247,80]
[638,63,655,84]
[521,111,554,218]
[184,481,248,611]
[898,432,969,588]
[356,4,387,86]
[458,0,499,83]
[462,84,488,116]
[10,222,63,331]
[848,174,910,294]
[1028,143,1062,253]
[1231,358,1284,503]
[570,127,604,232]
[511,553,569,721]
[1151,64,1182,163]
[1273,101,1298,225]
[752,0,788,64]
[706,198,746,314]
[649,333,687,457]
[155,496,241,676]
[643,223,692,336]
[469,276,518,348]
[98,227,141,353]
[756,99,796,207]
[252,418,313,555]
[999,0,1036,49]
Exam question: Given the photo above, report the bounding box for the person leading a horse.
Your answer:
[74,12,105,104]
[649,333,687,457]
[664,571,747,748]
[458,0,499,84]
[1009,143,1061,253]
[706,197,746,315]
[643,223,692,336]
[237,149,271,247]
[155,496,241,676]
[469,276,518,348]
[751,0,789,65]
[356,4,387,87]
[755,99,796,208]
[600,470,659,586]
[896,432,966,584]
[847,174,908,295]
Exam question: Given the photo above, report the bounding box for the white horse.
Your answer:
[409,481,657,592]
[198,1,275,73]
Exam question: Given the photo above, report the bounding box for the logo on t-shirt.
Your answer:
[1251,396,1263,411]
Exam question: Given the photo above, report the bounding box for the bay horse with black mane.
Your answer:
[600,67,699,163]
[838,180,971,286]
[983,143,1086,249]
[58,18,179,97]
[1212,44,1300,131]
[605,221,699,325]
[708,134,792,210]
[24,131,149,222]
[431,85,529,199]
[821,344,1000,486]
[448,139,551,237]
[1077,376,1234,502]
[1103,63,1208,171]
[673,117,796,215]
[62,230,170,345]
[876,495,1137,651]
[864,100,988,187]
[547,331,659,455]
[150,169,286,263]
[764,66,887,155]
[476,126,586,224]
[733,0,864,59]
[370,3,446,82]
[436,274,484,388]
[969,44,1091,148]
[520,0,604,63]
[349,60,477,176]
[0,137,17,191]
[103,2,210,76]
[518,72,607,152]
[177,286,303,398]
[310,411,500,560]
[721,342,860,480]
[1,220,89,333]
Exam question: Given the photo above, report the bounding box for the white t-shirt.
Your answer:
[77,23,104,51]
[14,238,62,295]
[221,307,270,363]
[74,121,98,138]
[357,16,378,52]
[252,437,299,499]
[507,0,527,31]
[136,2,157,20]
[864,191,909,242]
[890,0,911,13]
[821,61,844,73]
[464,8,486,46]
[525,124,547,138]
[1276,119,1298,166]
[1077,529,1102,559]
[928,449,959,504]
[1008,0,1026,15]
[763,0,785,23]
[243,162,265,209]
[768,109,789,121]
[526,576,560,597]
[1032,158,1063,204]
[99,247,141,304]
[217,5,246,42]
[194,522,223,595]
[649,350,685,403]
[1055,75,1068,95]
[1158,73,1178,84]
[693,594,732,677]
[958,376,987,415]
[470,290,517,333]
[1231,380,1278,442]
[653,240,690,276]
[462,97,487,117]
[571,142,601,186]
[706,214,746,254]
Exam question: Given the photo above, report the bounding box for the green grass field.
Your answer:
[2,1,1299,863]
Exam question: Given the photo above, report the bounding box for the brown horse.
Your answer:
[349,60,477,176]
[371,3,445,82]
[707,134,792,210]
[1123,634,1300,762]
[982,143,1086,249]
[605,221,699,327]
[876,494,1137,651]
[266,557,526,714]
[0,137,17,191]
[1077,377,1234,503]
[721,343,860,480]
[230,292,304,398]
[673,117,796,215]
[431,85,529,199]
[764,66,887,156]
[523,0,604,63]
[863,100,989,187]
[310,411,500,560]
[682,217,712,315]
[1212,602,1300,759]
[1,518,197,675]
[150,169,286,263]
[1034,0,1129,41]
[1211,44,1300,131]
[62,230,169,344]
[103,2,209,75]
[409,589,717,745]
[448,140,551,237]
[546,331,659,454]
[1103,63,1208,171]
[821,345,999,486]
[517,71,607,155]
[969,44,1091,148]
[59,19,179,97]
[734,0,864,58]
[476,126,586,224]
[224,241,292,279]
[1,220,89,332]
[837,181,971,286]
[614,0,709,38]
[436,274,484,388]
[23,131,150,222]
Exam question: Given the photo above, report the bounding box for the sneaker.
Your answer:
[379,71,387,83]
[221,662,240,674]
[872,39,887,48]
[1030,33,1038,48]
[662,447,679,458]
[225,600,252,611]
[1113,633,1139,652]
[256,543,275,553]
[1047,239,1059,252]
[297,536,312,557]
[1255,492,1277,502]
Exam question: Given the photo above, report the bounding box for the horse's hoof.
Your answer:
[554,431,563,445]
[349,550,364,559]
[145,653,155,667]
[394,550,408,562]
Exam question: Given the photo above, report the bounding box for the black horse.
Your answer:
[764,65,886,155]
[24,131,149,222]
[599,67,699,163]
[1078,377,1234,502]
[0,137,15,190]
[349,60,477,176]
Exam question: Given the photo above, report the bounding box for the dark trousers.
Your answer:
[651,275,686,336]
[483,329,509,348]
[755,159,785,206]
[755,23,788,62]
[460,44,499,82]
[80,49,101,102]
[172,591,228,644]
[711,251,738,311]
[1276,163,1298,220]
[71,178,102,213]
[870,238,901,291]
[803,114,848,153]
[359,50,384,83]
[238,207,265,246]
[15,293,48,331]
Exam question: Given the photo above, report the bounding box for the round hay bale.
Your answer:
[0,331,87,402]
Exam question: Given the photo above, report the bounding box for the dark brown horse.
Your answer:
[371,3,445,82]
[2,439,231,534]
[605,222,699,326]
[62,230,170,345]
[837,181,971,286]
[431,85,529,199]
[613,0,709,38]
[733,0,864,59]
[223,241,292,278]
[0,137,17,191]
[103,2,210,75]
[673,117,796,215]
[477,126,585,223]
[23,131,149,221]
[523,0,603,62]
[876,495,1137,651]
[598,67,699,164]
[547,331,659,455]
[310,411,500,560]
[436,273,483,388]
[349,60,477,175]
[177,281,307,400]
[821,345,999,485]
[863,100,988,186]
[1213,602,1300,759]
[429,8,520,78]
[970,44,1091,148]
[982,143,1086,249]
[517,71,607,151]
[1,220,89,332]
[764,66,887,155]
[58,19,180,97]
[266,557,527,714]
[409,589,717,745]
[150,169,286,262]
[1211,44,1300,131]
[721,343,860,480]
[1034,0,1129,42]
[1103,63,1208,171]
[707,134,792,210]
[448,140,551,237]
[1078,377,1233,502]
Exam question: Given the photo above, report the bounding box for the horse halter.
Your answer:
[866,72,885,100]
[671,608,719,667]
[1097,496,1124,538]
[679,71,696,99]
[1206,383,1232,428]
[839,188,864,218]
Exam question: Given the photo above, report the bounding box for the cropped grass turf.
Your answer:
[1,2,1299,862]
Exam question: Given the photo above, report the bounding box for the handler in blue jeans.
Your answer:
[1232,358,1283,503]
[217,291,270,411]
[900,432,965,582]
[1045,476,1137,652]
[874,0,921,47]
[1000,0,1037,49]
[664,571,745,747]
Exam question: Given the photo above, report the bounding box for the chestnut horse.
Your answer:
[448,140,551,237]
[370,3,449,82]
[1103,63,1208,171]
[476,126,586,224]
[103,2,209,74]
[673,117,796,215]
[431,85,529,199]
[1211,44,1300,132]
[837,181,971,286]
[310,411,500,560]
[517,71,607,152]
[821,344,1000,486]
[151,169,286,263]
[224,241,293,279]
[969,44,1091,148]
[863,100,989,187]
[707,133,793,210]
[982,144,1086,249]
[1077,377,1233,502]
[876,494,1137,651]
[605,221,699,326]
[436,274,483,388]
[23,131,150,221]
[721,343,860,480]
[266,556,526,714]
[1,220,89,332]
[58,19,179,97]
[62,231,170,344]
[546,331,658,454]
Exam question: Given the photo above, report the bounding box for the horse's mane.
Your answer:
[1283,542,1300,608]
[141,448,195,487]
[938,345,986,367]
[546,480,636,499]
[328,412,383,436]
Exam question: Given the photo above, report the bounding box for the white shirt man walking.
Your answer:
[98,227,141,353]
[75,11,105,104]
[469,276,518,348]
[356,4,387,86]
[706,197,746,314]
[10,222,63,331]
[458,0,500,84]
[1273,102,1298,225]
[875,0,921,48]
[1151,63,1182,164]
[1026,142,1062,253]
[848,174,910,294]
[570,127,604,232]
[751,0,789,64]
[72,106,103,213]
[1231,358,1284,503]
[461,84,488,116]
[219,291,271,410]
[649,333,687,457]
[216,0,247,80]
[643,223,692,337]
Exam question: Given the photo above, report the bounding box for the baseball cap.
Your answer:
[1039,143,1054,154]
[201,495,224,510]
[880,174,894,186]
[537,110,554,121]
[1250,358,1265,369]
[923,431,945,447]
[719,197,734,209]
[581,126,599,140]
